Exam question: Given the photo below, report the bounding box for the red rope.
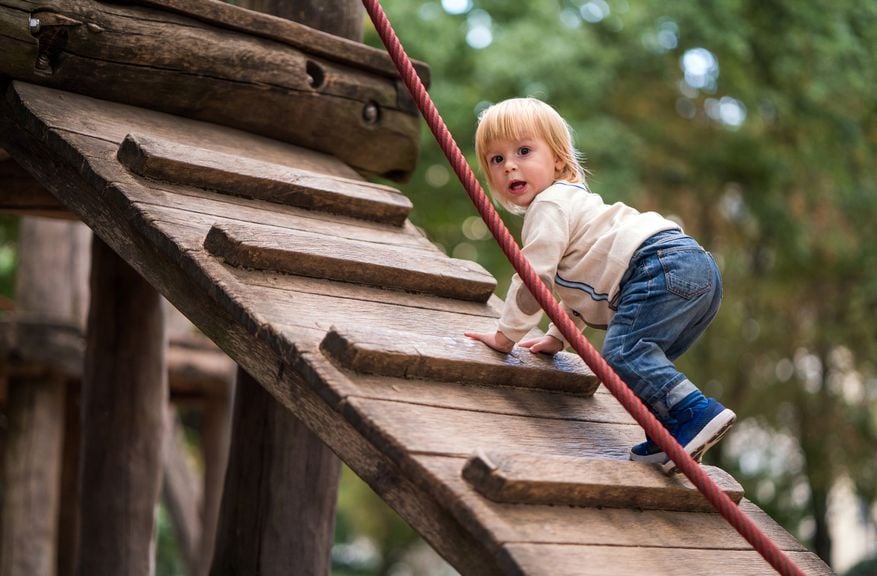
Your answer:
[361,2,808,575]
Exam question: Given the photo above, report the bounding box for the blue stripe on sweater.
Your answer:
[555,273,609,302]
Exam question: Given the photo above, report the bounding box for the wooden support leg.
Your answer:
[197,393,231,576]
[77,237,167,576]
[1,375,65,576]
[210,369,340,576]
[1,217,89,576]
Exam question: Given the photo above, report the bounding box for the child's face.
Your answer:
[484,135,561,209]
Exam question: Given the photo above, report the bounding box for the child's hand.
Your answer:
[464,330,515,353]
[519,335,564,355]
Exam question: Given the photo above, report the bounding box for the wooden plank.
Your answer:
[0,1,423,179]
[53,139,431,250]
[413,456,809,554]
[316,371,631,425]
[204,221,496,302]
[117,133,413,225]
[343,397,641,461]
[500,544,834,576]
[322,325,599,394]
[462,451,743,512]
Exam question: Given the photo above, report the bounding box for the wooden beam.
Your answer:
[463,451,744,512]
[321,325,600,394]
[0,315,235,399]
[204,221,496,302]
[117,133,413,225]
[0,154,75,219]
[0,0,425,179]
[77,237,166,576]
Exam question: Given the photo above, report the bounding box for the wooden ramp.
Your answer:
[0,81,833,575]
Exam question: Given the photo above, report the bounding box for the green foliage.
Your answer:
[0,216,18,302]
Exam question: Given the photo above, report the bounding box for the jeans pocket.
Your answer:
[658,247,713,300]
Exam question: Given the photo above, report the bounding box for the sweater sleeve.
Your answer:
[497,200,570,342]
[545,303,587,348]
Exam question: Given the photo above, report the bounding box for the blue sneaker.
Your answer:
[629,398,736,474]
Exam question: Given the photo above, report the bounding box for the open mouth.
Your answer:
[509,180,526,193]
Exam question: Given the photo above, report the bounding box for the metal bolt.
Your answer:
[28,17,40,35]
[362,102,380,125]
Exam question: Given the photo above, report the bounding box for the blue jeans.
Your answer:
[602,230,722,421]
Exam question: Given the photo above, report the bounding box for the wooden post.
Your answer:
[77,237,166,576]
[1,217,89,576]
[210,3,360,574]
[196,393,230,576]
[211,370,341,576]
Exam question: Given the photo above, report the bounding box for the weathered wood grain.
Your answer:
[311,369,631,425]
[462,451,743,512]
[414,456,809,555]
[500,544,833,576]
[113,0,430,85]
[322,325,599,394]
[342,396,641,462]
[204,221,496,302]
[117,133,412,225]
[0,0,424,178]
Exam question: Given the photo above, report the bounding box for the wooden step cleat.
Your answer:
[118,133,413,225]
[463,450,743,512]
[320,325,600,394]
[203,221,496,302]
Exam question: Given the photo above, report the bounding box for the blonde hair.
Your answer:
[475,98,586,212]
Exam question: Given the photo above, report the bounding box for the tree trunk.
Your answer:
[0,217,89,576]
[77,237,166,576]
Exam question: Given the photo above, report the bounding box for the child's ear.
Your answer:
[554,158,563,176]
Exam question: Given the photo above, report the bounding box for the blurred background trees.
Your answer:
[3,0,875,574]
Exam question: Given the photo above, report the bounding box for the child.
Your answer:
[464,97,735,472]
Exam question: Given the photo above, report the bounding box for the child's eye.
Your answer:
[490,154,503,165]
[519,146,531,156]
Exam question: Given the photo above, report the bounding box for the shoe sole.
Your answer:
[662,409,736,474]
